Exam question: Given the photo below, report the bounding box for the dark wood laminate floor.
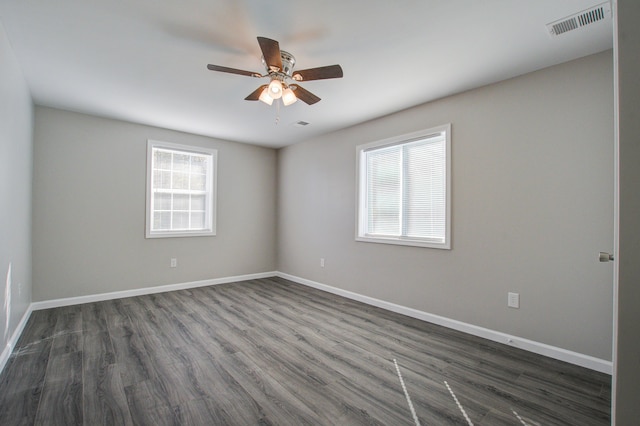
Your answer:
[0,277,611,425]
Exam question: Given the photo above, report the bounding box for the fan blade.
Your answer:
[245,85,268,101]
[290,84,321,105]
[257,37,283,72]
[292,65,343,81]
[207,64,261,77]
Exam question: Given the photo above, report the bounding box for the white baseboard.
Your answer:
[30,271,277,311]
[1,271,274,375]
[11,270,612,376]
[276,272,613,375]
[0,304,34,373]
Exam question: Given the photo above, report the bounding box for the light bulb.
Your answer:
[282,87,297,106]
[259,87,273,105]
[268,79,283,99]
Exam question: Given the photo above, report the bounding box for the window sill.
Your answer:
[146,229,216,239]
[355,235,450,250]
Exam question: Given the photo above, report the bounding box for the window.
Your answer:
[356,124,451,249]
[146,140,217,238]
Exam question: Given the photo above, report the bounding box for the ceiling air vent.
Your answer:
[547,2,611,36]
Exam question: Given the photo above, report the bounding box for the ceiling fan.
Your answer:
[207,36,343,106]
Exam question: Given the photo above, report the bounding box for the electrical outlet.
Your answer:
[170,258,177,268]
[508,292,520,309]
[320,258,325,267]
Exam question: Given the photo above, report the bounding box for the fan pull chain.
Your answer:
[275,99,280,125]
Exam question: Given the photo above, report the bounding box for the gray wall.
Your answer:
[614,0,640,421]
[0,22,33,349]
[278,51,614,361]
[32,107,277,301]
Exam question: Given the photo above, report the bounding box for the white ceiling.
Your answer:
[0,0,612,148]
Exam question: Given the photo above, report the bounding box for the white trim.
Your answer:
[6,270,611,376]
[30,272,277,311]
[355,124,452,250]
[1,272,275,374]
[276,272,613,375]
[0,304,34,373]
[146,139,218,239]
[611,1,620,421]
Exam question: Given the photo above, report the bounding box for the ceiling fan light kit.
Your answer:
[207,37,343,107]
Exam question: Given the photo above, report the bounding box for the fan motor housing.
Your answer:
[262,50,296,76]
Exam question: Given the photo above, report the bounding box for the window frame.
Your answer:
[145,140,217,239]
[355,124,451,249]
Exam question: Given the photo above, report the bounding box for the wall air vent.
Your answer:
[547,2,611,36]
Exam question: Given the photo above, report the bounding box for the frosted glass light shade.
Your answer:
[259,88,273,105]
[282,87,297,106]
[268,79,283,99]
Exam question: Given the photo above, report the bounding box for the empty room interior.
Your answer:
[1,1,639,425]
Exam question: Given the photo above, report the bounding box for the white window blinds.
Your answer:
[403,136,446,240]
[357,125,450,249]
[366,145,402,236]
